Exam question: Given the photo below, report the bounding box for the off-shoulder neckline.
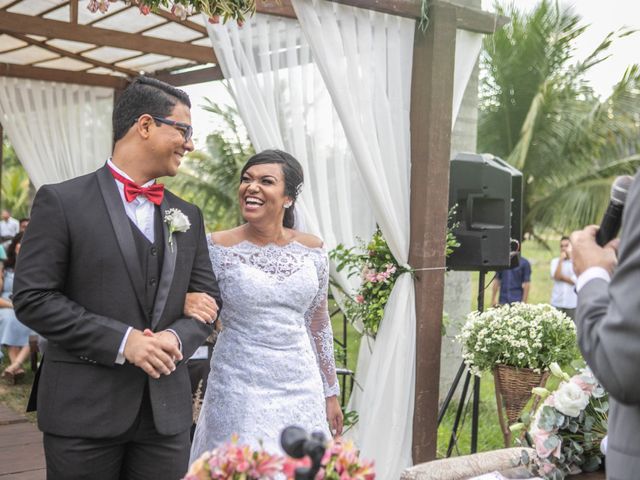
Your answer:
[208,237,325,252]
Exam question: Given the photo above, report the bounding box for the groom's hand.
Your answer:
[124,329,181,379]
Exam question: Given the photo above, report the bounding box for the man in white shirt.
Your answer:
[549,236,577,319]
[0,209,19,249]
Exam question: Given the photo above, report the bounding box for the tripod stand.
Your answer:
[437,269,489,456]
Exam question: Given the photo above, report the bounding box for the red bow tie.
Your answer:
[109,167,164,206]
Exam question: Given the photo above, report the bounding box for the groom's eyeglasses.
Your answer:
[149,116,193,142]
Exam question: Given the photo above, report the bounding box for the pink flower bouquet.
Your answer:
[184,436,375,480]
[183,435,283,480]
[284,439,375,480]
[516,363,608,479]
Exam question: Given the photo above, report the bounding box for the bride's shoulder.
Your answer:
[210,227,246,247]
[290,231,324,250]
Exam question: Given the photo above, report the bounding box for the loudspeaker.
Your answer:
[446,153,522,271]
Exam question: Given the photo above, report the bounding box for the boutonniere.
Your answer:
[164,208,191,252]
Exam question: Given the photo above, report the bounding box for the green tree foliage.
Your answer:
[479,0,640,238]
[165,99,254,231]
[1,135,30,218]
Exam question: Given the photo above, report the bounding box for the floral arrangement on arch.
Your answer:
[511,363,608,479]
[183,435,375,480]
[457,303,579,376]
[329,228,410,338]
[88,0,257,24]
[330,217,459,338]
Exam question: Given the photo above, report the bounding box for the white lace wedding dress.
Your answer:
[190,239,340,462]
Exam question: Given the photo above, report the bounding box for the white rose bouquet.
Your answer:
[458,303,578,376]
[514,363,608,479]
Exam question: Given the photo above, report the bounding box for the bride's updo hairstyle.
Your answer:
[240,150,304,228]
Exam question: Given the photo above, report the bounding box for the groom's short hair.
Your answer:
[112,76,191,143]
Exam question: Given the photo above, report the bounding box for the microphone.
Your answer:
[280,426,327,480]
[595,175,634,246]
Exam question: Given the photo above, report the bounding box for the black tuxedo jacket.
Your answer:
[13,165,221,438]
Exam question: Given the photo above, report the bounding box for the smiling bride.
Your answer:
[187,149,343,462]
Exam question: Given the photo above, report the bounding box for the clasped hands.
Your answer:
[124,292,219,379]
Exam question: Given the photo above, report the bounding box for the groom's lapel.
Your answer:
[96,165,147,315]
[151,196,177,329]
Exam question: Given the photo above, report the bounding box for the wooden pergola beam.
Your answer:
[0,63,129,89]
[126,0,208,35]
[152,66,224,86]
[70,0,78,24]
[0,11,217,64]
[255,0,297,19]
[326,0,507,34]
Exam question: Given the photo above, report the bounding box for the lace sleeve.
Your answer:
[305,250,340,398]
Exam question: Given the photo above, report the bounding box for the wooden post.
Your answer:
[409,1,458,463]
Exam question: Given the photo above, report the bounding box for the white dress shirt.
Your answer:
[550,257,578,308]
[576,266,612,292]
[107,159,181,363]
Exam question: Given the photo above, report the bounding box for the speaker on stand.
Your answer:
[438,153,522,455]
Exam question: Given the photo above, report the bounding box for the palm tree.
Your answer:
[479,0,640,238]
[165,99,254,231]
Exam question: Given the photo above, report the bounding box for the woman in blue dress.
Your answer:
[1,232,32,383]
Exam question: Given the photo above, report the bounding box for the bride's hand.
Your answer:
[184,292,219,324]
[326,396,343,437]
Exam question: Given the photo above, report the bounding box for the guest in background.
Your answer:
[0,209,19,249]
[19,218,29,234]
[491,251,531,306]
[1,232,32,383]
[550,236,577,319]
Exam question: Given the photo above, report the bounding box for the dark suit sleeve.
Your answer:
[576,177,640,405]
[162,207,220,360]
[13,185,128,366]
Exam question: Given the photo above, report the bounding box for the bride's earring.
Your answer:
[284,201,292,209]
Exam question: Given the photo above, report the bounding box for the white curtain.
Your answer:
[205,14,375,290]
[0,77,113,189]
[291,2,416,478]
[453,30,483,130]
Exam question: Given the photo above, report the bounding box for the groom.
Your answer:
[13,77,221,479]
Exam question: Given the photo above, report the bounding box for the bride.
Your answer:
[187,149,343,461]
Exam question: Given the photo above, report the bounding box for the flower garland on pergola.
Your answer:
[88,0,256,24]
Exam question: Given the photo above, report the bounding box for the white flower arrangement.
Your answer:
[512,364,608,479]
[164,208,191,252]
[457,303,579,376]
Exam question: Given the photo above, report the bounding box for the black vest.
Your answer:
[129,208,164,321]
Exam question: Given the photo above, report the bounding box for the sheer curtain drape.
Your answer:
[205,14,375,291]
[291,2,416,478]
[0,77,113,188]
